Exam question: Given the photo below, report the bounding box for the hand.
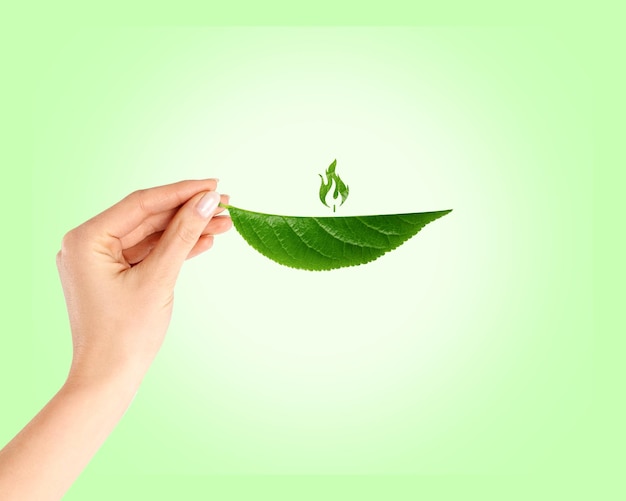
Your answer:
[0,179,231,500]
[56,179,232,385]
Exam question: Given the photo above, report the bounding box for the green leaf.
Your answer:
[224,204,452,271]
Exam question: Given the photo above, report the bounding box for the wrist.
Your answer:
[65,350,150,399]
[66,325,161,391]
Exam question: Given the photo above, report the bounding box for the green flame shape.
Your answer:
[318,159,349,212]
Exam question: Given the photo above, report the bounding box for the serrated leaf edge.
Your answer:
[222,204,452,271]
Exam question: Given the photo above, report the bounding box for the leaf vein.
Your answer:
[354,217,402,236]
[311,218,388,249]
[282,217,339,261]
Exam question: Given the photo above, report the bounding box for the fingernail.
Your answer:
[197,191,221,218]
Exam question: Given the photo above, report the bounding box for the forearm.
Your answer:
[0,369,141,500]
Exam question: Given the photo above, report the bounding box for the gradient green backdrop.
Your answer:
[3,2,620,500]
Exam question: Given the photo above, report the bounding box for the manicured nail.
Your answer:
[197,191,221,218]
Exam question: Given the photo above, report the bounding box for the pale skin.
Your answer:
[0,179,232,500]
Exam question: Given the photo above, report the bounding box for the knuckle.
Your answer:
[175,221,200,245]
[60,228,80,252]
[129,189,149,214]
[59,224,93,257]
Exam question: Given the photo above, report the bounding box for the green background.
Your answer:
[3,2,622,500]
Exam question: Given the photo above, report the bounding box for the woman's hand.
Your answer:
[57,179,231,385]
[0,179,231,500]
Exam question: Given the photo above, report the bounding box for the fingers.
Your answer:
[120,194,230,250]
[86,179,219,240]
[186,235,215,260]
[138,191,222,286]
[122,215,232,265]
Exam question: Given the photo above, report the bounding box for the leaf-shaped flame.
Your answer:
[319,159,349,212]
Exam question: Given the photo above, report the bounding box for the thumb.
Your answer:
[140,190,221,285]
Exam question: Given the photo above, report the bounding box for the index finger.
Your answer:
[86,179,219,239]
